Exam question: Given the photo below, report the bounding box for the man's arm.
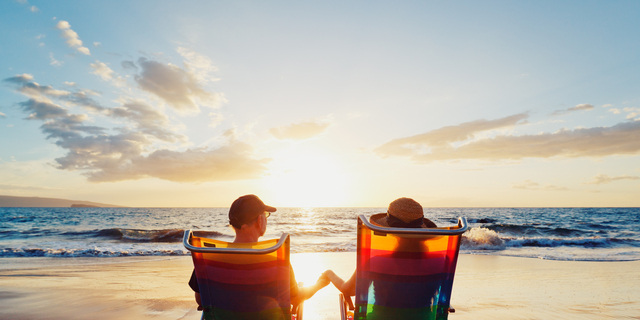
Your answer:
[291,275,330,306]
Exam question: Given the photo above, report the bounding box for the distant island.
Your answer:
[0,195,124,208]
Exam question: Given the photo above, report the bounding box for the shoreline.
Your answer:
[1,253,639,319]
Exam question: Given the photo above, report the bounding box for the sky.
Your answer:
[1,0,639,207]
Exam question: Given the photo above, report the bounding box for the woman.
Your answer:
[322,197,437,296]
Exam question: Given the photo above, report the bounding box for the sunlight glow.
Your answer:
[264,153,351,207]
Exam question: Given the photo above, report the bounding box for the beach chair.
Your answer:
[183,230,303,320]
[339,215,468,320]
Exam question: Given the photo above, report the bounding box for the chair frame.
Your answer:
[339,215,468,320]
[183,230,303,320]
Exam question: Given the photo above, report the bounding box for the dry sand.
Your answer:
[0,253,639,320]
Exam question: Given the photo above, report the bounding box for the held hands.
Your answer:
[316,272,331,288]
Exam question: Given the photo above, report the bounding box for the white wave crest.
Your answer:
[461,227,505,250]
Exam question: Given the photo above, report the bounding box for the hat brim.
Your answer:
[369,213,437,228]
[264,205,277,212]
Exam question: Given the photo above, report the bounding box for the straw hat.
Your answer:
[370,197,437,228]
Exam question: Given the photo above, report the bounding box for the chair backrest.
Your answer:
[183,231,292,320]
[354,215,468,320]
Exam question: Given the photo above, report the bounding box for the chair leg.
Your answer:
[339,293,347,320]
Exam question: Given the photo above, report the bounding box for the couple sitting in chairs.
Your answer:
[184,195,467,320]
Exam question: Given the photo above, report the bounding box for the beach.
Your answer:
[1,253,639,320]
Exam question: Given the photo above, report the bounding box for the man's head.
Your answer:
[229,194,277,229]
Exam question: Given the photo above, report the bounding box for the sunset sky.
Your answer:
[1,1,639,207]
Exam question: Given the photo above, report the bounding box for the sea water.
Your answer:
[1,207,639,261]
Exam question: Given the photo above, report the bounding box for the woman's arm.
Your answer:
[323,270,356,296]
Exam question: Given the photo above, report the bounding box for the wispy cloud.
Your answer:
[623,107,640,121]
[0,184,56,191]
[90,60,125,87]
[30,5,39,12]
[4,74,104,112]
[583,173,640,185]
[512,180,568,191]
[49,53,63,66]
[55,20,90,55]
[550,103,594,116]
[177,47,220,84]
[0,111,6,118]
[121,60,138,71]
[375,113,528,158]
[134,57,216,111]
[269,119,332,140]
[375,113,640,162]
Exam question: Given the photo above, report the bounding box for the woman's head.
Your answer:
[370,197,437,228]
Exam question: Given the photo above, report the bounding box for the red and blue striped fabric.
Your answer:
[190,235,292,320]
[354,218,463,320]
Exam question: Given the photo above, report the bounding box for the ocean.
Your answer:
[1,207,639,261]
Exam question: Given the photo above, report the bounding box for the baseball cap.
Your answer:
[228,194,277,229]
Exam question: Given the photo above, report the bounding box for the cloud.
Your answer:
[93,42,101,47]
[4,74,105,112]
[55,20,91,55]
[208,112,224,128]
[90,60,126,87]
[134,58,214,111]
[177,47,220,83]
[269,120,332,140]
[4,74,268,183]
[49,53,63,66]
[0,184,55,191]
[375,113,529,157]
[86,142,270,183]
[90,61,114,81]
[584,174,640,185]
[4,73,33,83]
[568,103,594,112]
[30,5,39,12]
[550,103,594,116]
[623,108,640,120]
[608,108,621,115]
[121,60,138,70]
[19,99,69,120]
[512,180,539,190]
[512,180,568,191]
[0,112,6,118]
[106,99,184,143]
[375,113,640,162]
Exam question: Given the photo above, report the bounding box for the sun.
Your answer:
[264,152,351,207]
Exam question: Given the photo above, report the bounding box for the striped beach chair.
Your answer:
[340,215,468,320]
[183,231,303,320]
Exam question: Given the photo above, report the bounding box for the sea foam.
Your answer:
[461,227,505,250]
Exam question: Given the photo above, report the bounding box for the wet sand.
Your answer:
[1,253,639,319]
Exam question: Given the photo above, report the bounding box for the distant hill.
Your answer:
[0,195,124,207]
